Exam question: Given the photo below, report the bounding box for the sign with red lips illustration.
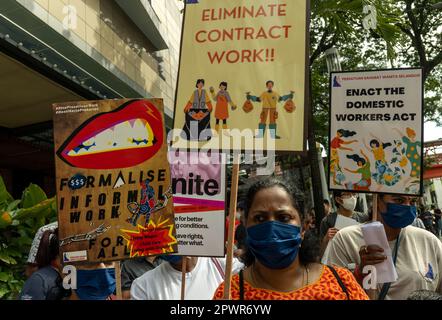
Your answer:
[53,99,178,263]
[57,100,164,169]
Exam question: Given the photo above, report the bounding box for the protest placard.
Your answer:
[53,99,177,263]
[171,0,309,152]
[170,151,226,257]
[329,68,424,195]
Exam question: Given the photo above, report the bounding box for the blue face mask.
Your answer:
[381,203,417,229]
[246,221,302,270]
[76,268,116,300]
[161,255,183,265]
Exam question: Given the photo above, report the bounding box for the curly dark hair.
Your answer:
[337,129,356,138]
[370,139,392,149]
[240,178,320,267]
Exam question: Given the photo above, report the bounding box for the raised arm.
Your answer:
[393,128,405,137]
[342,140,358,145]
[363,139,371,151]
[361,149,369,162]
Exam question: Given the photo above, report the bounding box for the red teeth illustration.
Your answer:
[57,100,164,169]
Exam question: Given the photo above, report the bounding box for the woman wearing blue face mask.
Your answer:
[69,262,116,300]
[328,194,442,300]
[213,178,368,300]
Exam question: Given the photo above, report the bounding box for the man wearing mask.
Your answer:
[319,191,368,255]
[328,194,442,300]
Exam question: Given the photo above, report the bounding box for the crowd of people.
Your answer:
[18,177,442,300]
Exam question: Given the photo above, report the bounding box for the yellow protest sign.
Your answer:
[172,0,309,152]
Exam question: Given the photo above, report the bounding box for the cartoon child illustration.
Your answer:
[209,82,237,135]
[364,134,401,187]
[246,81,294,139]
[393,127,422,180]
[344,150,372,191]
[182,79,213,141]
[330,129,358,185]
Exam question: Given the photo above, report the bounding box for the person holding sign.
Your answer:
[245,81,294,139]
[214,178,368,300]
[327,194,442,300]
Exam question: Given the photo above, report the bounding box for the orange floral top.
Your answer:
[213,265,369,300]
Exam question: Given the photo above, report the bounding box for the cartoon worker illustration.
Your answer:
[245,81,294,139]
[127,179,156,226]
[182,79,213,141]
[330,129,358,185]
[393,127,422,181]
[344,150,372,191]
[127,180,172,227]
[364,134,401,187]
[209,82,237,135]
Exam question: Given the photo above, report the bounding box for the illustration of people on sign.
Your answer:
[330,129,358,185]
[344,150,372,191]
[364,134,401,188]
[393,127,422,183]
[209,82,237,136]
[182,79,213,141]
[244,81,295,139]
[127,180,172,226]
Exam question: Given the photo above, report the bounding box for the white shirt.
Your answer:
[328,225,442,300]
[130,257,243,300]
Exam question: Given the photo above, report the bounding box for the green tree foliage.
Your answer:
[0,176,56,299]
[393,0,442,124]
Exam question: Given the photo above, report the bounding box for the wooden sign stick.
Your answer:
[367,194,378,300]
[181,257,187,300]
[223,153,241,300]
[372,194,378,222]
[115,261,122,300]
